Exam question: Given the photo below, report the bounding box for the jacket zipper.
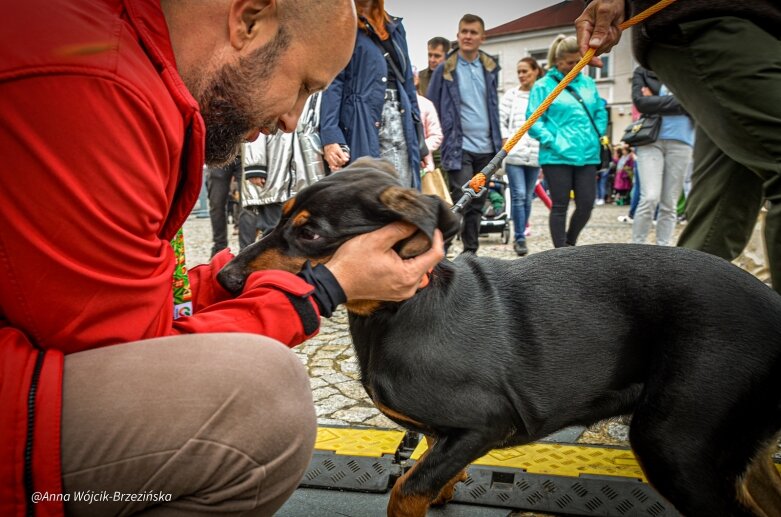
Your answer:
[24,349,45,517]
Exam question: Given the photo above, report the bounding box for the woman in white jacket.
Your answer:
[500,57,542,256]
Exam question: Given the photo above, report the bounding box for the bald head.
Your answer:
[161,0,356,165]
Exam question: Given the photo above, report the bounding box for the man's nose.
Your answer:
[277,111,301,133]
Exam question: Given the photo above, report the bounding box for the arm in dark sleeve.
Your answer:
[319,68,348,146]
[426,65,444,117]
[631,67,687,116]
[297,261,346,318]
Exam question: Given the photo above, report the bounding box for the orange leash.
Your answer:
[453,0,677,213]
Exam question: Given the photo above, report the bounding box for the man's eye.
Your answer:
[300,228,321,241]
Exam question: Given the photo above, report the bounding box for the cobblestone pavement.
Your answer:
[183,199,683,444]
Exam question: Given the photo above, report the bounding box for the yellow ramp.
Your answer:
[314,427,405,458]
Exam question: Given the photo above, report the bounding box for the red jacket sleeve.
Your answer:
[183,249,321,344]
[0,74,319,355]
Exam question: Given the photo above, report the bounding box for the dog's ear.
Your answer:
[379,186,461,258]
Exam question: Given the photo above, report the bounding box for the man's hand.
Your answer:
[326,222,444,302]
[575,0,626,66]
[324,143,349,172]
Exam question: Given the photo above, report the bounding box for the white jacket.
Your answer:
[499,88,540,167]
[241,93,325,207]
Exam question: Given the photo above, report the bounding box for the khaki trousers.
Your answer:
[61,333,316,516]
[647,16,781,293]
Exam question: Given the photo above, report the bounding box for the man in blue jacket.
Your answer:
[427,14,502,255]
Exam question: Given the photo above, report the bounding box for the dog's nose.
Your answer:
[216,266,247,296]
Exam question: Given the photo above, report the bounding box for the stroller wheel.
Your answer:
[501,223,510,244]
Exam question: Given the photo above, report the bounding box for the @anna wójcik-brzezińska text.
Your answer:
[32,490,173,504]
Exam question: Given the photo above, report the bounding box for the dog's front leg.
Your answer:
[426,435,468,506]
[387,430,491,517]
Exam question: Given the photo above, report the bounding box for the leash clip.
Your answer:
[452,182,485,214]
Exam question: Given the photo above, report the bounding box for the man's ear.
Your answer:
[379,186,460,258]
[228,0,278,50]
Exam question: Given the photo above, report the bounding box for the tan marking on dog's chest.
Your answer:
[345,300,382,316]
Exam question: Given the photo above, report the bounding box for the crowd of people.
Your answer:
[2,0,778,515]
[206,5,700,262]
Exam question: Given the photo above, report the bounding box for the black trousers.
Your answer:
[448,151,493,252]
[206,159,241,257]
[544,164,596,248]
[238,203,283,250]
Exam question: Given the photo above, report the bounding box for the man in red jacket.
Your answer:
[0,0,444,516]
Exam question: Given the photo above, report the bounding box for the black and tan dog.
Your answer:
[218,158,781,517]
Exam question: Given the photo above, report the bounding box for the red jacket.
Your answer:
[0,1,320,515]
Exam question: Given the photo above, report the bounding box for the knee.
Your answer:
[640,193,660,207]
[210,335,317,464]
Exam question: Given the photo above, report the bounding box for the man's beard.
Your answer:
[194,28,291,166]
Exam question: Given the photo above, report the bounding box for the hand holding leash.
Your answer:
[574,0,626,66]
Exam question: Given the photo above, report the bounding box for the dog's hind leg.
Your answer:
[630,406,759,516]
[741,440,781,517]
[387,429,495,517]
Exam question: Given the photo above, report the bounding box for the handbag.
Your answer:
[621,115,661,146]
[565,86,612,170]
[420,168,452,205]
[413,113,429,159]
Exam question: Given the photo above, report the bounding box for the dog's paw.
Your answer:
[431,469,468,506]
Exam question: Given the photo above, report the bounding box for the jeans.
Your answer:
[379,90,412,187]
[629,162,641,218]
[544,164,597,247]
[632,140,692,245]
[505,164,539,243]
[596,168,610,201]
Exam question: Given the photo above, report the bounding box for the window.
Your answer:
[529,49,548,71]
[587,53,611,80]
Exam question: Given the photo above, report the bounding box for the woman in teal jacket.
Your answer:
[528,34,608,248]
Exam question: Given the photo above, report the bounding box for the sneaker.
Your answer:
[524,225,532,237]
[617,215,633,223]
[513,240,528,256]
[595,199,605,206]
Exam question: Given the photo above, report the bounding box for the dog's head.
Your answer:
[217,158,460,295]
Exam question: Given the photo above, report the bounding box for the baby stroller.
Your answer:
[479,178,510,244]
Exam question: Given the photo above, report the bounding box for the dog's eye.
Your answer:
[300,227,321,241]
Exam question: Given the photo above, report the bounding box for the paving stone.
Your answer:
[331,407,380,423]
[311,386,339,402]
[334,381,369,400]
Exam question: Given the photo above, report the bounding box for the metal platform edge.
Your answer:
[300,427,781,516]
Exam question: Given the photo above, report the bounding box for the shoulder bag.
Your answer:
[621,115,661,146]
[565,86,612,170]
